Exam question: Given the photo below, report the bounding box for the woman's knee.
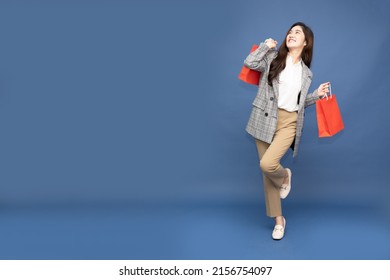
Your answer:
[260,159,278,173]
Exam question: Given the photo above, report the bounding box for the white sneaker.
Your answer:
[272,218,286,240]
[280,168,292,199]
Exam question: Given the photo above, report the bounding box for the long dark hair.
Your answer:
[268,22,314,86]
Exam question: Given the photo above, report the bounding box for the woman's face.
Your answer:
[286,25,306,50]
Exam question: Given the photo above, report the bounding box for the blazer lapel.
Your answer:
[272,78,280,100]
[298,64,313,110]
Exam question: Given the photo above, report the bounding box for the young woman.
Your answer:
[244,22,329,240]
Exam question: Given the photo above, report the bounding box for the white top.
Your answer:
[278,55,302,112]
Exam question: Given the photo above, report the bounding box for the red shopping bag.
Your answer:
[238,44,261,85]
[316,85,344,137]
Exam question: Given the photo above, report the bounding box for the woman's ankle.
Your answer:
[275,216,284,225]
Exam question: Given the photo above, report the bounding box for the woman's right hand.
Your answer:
[264,38,278,49]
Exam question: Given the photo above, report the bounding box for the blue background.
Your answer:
[0,0,389,259]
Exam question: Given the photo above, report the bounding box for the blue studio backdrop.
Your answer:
[0,0,389,259]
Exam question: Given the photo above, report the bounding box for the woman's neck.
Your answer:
[288,49,302,64]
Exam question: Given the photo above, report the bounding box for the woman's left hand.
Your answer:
[317,82,330,97]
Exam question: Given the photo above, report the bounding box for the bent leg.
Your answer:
[255,109,297,217]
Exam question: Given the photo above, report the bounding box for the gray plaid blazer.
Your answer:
[244,43,320,157]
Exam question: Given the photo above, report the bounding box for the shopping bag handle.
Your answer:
[321,83,333,100]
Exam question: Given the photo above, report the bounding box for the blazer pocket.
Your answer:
[252,98,266,110]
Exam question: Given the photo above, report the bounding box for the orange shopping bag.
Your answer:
[238,44,261,85]
[316,84,344,137]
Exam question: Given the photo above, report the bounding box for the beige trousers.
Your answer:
[255,109,298,217]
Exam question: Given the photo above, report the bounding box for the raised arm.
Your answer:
[243,39,278,73]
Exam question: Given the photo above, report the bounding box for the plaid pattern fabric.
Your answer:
[244,43,320,157]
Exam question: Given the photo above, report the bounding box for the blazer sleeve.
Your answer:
[243,43,276,73]
[304,89,321,107]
